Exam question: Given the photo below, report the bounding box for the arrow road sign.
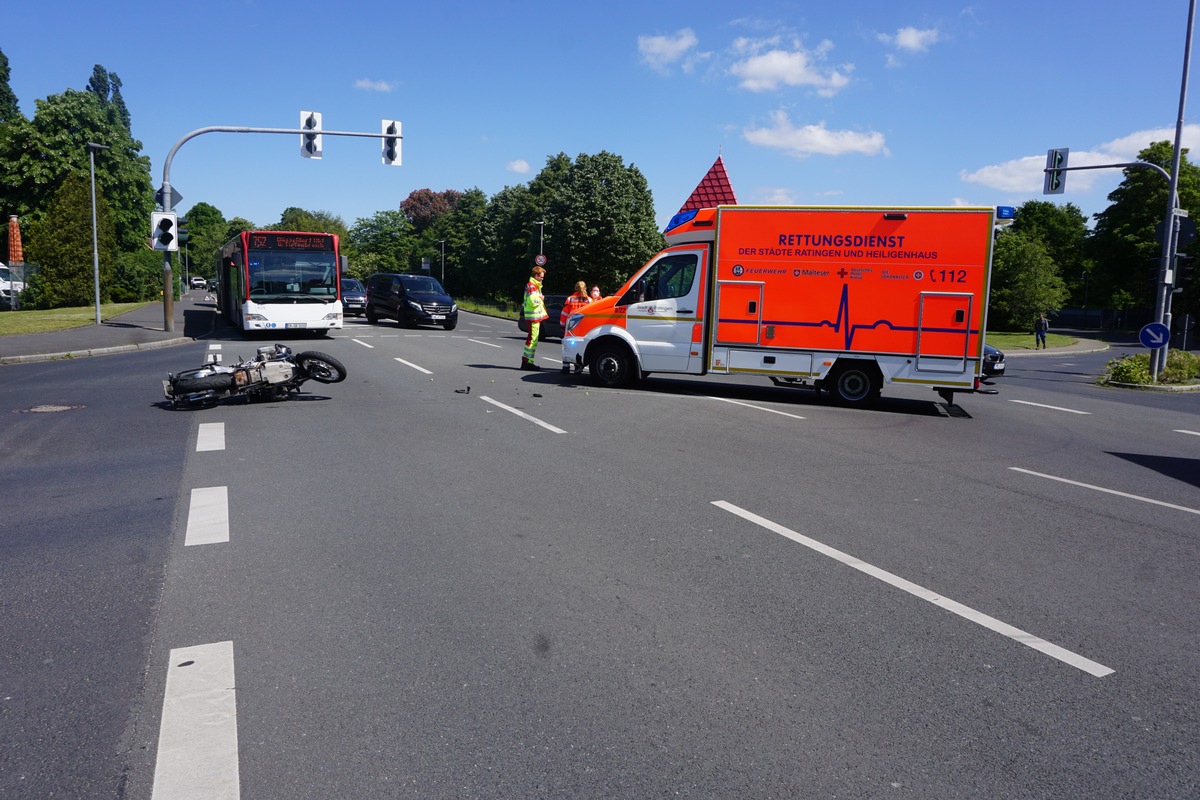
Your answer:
[1139,322,1170,349]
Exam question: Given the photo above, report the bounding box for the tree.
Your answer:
[272,207,349,240]
[989,229,1069,329]
[26,173,116,308]
[1089,141,1200,310]
[401,189,462,234]
[0,47,22,125]
[1009,200,1091,305]
[460,183,537,301]
[543,151,663,294]
[347,209,412,272]
[0,89,152,252]
[179,201,227,279]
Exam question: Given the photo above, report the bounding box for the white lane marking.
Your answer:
[479,395,566,434]
[1007,399,1091,415]
[707,396,806,420]
[1175,429,1200,437]
[185,487,230,546]
[1009,467,1200,516]
[351,338,374,348]
[712,500,1115,678]
[465,321,490,328]
[394,357,432,375]
[152,641,240,800]
[196,423,225,452]
[208,344,222,349]
[207,344,223,363]
[470,338,503,349]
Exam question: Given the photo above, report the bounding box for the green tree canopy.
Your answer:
[1089,141,1200,310]
[990,229,1069,329]
[26,172,116,308]
[0,89,152,252]
[0,47,22,125]
[401,189,463,235]
[272,207,349,240]
[179,201,228,279]
[347,209,412,272]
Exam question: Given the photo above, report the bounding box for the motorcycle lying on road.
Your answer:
[163,343,347,408]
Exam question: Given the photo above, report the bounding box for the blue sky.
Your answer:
[5,1,1200,234]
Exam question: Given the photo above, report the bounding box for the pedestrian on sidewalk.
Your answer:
[1034,313,1050,349]
[521,266,548,370]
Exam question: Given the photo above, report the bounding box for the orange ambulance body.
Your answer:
[562,205,997,407]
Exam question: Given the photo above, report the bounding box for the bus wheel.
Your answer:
[831,363,881,407]
[589,343,636,388]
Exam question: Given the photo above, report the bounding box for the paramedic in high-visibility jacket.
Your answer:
[522,265,548,370]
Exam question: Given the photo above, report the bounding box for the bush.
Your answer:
[1102,350,1200,385]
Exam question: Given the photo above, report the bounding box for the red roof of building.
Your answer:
[677,156,737,215]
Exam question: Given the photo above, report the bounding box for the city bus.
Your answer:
[215,231,344,334]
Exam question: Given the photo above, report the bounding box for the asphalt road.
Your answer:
[2,312,1198,799]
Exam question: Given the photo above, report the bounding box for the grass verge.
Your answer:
[0,303,154,336]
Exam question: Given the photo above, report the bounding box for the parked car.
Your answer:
[982,343,1006,379]
[365,273,458,330]
[189,276,207,290]
[340,278,367,317]
[517,294,568,339]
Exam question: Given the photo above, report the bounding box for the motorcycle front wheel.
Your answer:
[295,352,348,384]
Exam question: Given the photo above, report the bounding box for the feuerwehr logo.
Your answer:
[732,264,744,276]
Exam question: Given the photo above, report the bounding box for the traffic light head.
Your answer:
[1177,253,1195,288]
[150,211,178,252]
[300,110,322,159]
[1043,148,1069,195]
[382,119,402,166]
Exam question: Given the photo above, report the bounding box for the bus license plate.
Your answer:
[285,323,307,329]
[431,314,445,320]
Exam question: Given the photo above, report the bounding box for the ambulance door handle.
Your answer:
[678,308,694,314]
[748,301,757,313]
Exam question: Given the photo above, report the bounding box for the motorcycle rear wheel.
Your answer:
[295,351,348,384]
[171,372,234,394]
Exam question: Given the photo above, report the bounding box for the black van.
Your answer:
[365,273,458,330]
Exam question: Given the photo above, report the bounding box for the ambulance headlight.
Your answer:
[565,313,584,335]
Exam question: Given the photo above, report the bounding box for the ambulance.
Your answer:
[561,205,998,407]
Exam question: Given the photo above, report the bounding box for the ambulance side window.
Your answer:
[630,254,697,303]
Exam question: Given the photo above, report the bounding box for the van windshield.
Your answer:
[399,275,445,294]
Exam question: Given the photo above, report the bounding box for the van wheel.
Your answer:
[590,343,636,388]
[831,363,881,407]
[365,306,377,324]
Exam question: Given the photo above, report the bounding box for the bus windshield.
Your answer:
[247,250,338,301]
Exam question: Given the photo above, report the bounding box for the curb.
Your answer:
[1100,380,1200,392]
[0,336,192,365]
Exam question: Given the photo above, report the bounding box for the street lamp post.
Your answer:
[1080,270,1089,328]
[86,142,109,325]
[436,239,445,283]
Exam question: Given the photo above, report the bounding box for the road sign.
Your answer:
[534,254,547,267]
[1139,322,1170,349]
[154,186,183,211]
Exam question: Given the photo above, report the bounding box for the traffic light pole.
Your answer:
[156,124,403,332]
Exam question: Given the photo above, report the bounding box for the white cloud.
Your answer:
[877,26,940,68]
[752,187,799,205]
[743,111,887,158]
[959,124,1200,193]
[638,28,700,73]
[354,78,394,92]
[731,39,851,96]
[507,159,531,174]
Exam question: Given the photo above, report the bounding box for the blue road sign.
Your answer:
[1139,322,1170,349]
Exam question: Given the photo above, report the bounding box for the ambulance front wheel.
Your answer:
[831,363,881,407]
[590,343,636,388]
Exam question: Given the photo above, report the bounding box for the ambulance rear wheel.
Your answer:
[831,363,880,407]
[590,343,635,388]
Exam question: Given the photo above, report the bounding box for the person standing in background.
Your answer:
[522,266,548,370]
[560,281,591,329]
[1034,313,1050,350]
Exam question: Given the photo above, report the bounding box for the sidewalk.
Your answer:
[0,292,215,365]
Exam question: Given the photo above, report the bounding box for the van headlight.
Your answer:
[565,313,584,335]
